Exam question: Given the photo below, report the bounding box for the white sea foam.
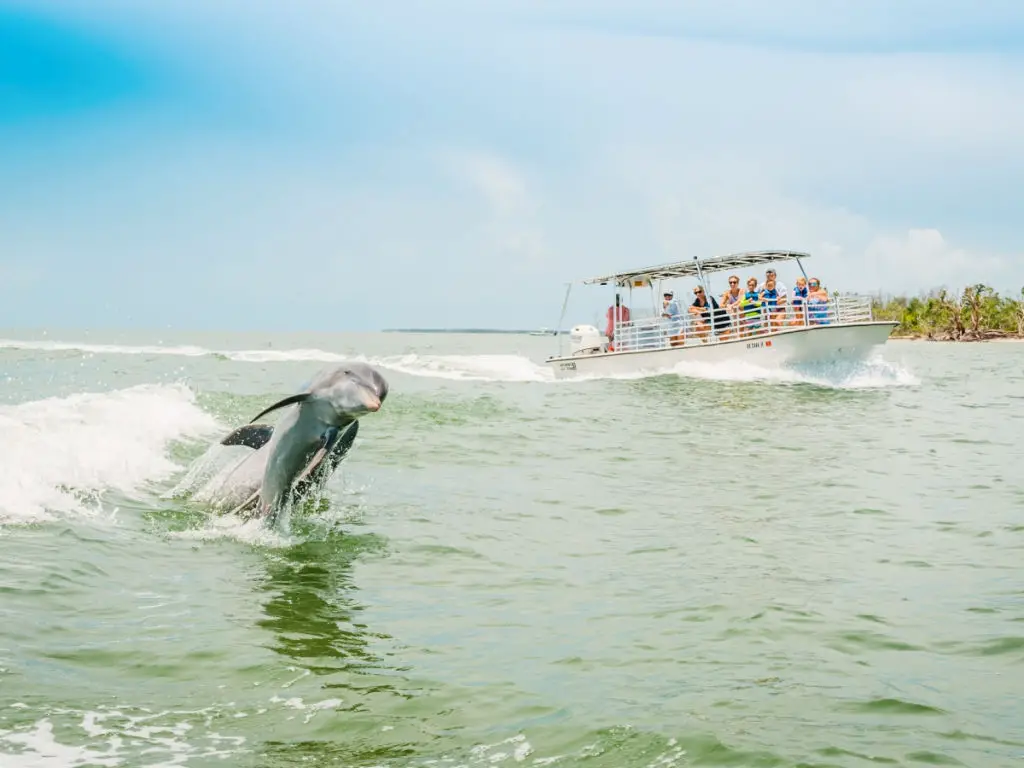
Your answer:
[0,384,222,525]
[167,512,297,549]
[0,337,918,389]
[0,711,700,768]
[0,707,247,767]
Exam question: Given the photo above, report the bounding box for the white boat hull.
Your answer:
[545,321,898,379]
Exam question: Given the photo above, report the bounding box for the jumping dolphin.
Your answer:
[192,362,388,524]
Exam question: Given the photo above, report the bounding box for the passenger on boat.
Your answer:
[760,276,786,330]
[605,298,631,350]
[758,268,787,300]
[739,277,762,337]
[661,291,685,347]
[806,278,830,325]
[719,275,743,340]
[789,276,809,325]
[689,285,729,342]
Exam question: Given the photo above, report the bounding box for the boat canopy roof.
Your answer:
[582,249,810,288]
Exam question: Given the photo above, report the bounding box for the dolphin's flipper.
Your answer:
[324,420,359,471]
[220,424,274,450]
[293,421,360,499]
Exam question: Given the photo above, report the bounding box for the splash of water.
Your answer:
[0,384,222,525]
[667,355,920,390]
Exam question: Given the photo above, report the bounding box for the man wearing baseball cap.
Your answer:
[661,290,684,345]
[759,268,788,299]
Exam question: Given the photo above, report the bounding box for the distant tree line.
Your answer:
[868,285,1024,340]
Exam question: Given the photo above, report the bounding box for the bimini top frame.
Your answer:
[582,250,811,288]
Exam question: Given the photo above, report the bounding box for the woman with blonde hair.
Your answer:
[806,277,829,325]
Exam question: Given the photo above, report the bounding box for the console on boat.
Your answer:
[544,249,898,379]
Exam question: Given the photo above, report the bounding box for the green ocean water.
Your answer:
[1,330,1022,767]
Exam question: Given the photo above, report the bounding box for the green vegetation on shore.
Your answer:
[870,285,1024,341]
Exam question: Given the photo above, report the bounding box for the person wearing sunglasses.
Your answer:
[719,275,743,340]
[689,285,728,341]
[806,278,830,324]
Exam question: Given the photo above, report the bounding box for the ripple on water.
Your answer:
[844,698,948,716]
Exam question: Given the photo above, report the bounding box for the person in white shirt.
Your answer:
[759,267,788,321]
[758,267,787,299]
[661,290,684,345]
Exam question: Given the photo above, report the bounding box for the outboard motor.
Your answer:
[569,324,606,355]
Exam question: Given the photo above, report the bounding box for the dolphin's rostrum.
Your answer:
[193,362,388,524]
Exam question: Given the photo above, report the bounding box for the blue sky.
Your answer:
[1,0,1022,331]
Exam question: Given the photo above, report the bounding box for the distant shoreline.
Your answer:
[382,328,565,335]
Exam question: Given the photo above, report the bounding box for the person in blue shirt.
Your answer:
[790,276,809,325]
[760,276,786,330]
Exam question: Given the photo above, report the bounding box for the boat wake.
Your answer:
[667,356,919,389]
[0,337,918,389]
[0,338,555,382]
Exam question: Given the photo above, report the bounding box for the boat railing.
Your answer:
[605,293,875,353]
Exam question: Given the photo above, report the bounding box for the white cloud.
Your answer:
[862,229,1013,295]
[840,58,1024,155]
[440,149,533,217]
[437,149,553,275]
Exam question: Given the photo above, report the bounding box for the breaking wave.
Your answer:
[0,384,222,525]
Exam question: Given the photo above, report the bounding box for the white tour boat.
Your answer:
[545,249,898,380]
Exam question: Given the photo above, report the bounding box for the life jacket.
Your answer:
[740,291,761,318]
[605,305,630,339]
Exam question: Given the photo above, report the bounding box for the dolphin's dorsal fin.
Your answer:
[248,393,312,424]
[220,424,274,450]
